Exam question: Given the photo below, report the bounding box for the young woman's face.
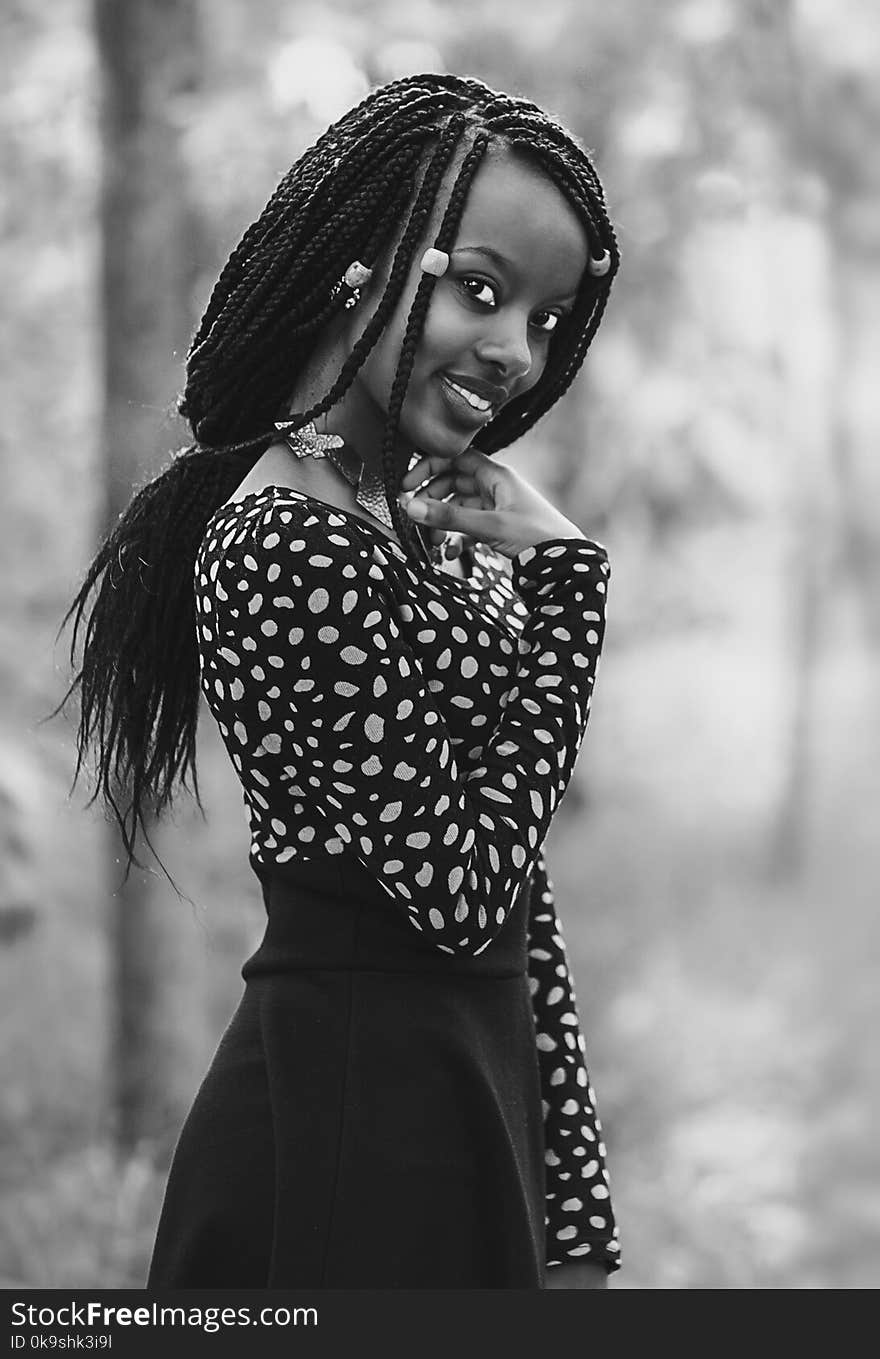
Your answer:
[348,147,590,461]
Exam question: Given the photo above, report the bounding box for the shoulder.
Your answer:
[198,492,406,615]
[202,493,372,564]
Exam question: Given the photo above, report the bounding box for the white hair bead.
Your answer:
[588,249,611,277]
[420,247,450,277]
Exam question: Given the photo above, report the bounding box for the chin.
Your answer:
[405,415,472,460]
[396,385,479,460]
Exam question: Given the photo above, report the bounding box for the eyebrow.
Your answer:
[450,246,512,271]
[450,245,580,302]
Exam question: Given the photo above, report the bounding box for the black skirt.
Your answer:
[146,853,547,1289]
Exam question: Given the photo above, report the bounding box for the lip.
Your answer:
[438,375,498,428]
[442,372,510,405]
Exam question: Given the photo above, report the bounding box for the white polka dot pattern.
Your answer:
[195,487,619,1272]
[530,850,620,1273]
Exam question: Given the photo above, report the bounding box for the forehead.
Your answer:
[450,148,589,294]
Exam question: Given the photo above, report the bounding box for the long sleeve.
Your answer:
[528,848,621,1272]
[206,499,611,959]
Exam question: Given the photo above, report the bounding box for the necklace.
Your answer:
[275,417,444,568]
[275,417,395,530]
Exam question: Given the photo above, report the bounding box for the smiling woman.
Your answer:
[305,148,591,464]
[53,73,622,1290]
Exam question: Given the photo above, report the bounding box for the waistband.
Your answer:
[241,851,532,980]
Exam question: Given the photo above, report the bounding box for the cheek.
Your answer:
[361,292,484,403]
[411,295,478,372]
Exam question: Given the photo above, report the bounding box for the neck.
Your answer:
[285,340,414,486]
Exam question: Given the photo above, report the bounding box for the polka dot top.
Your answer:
[195,486,620,1274]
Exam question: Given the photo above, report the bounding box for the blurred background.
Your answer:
[2,0,878,1289]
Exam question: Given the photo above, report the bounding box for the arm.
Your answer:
[210,502,610,958]
[528,849,621,1276]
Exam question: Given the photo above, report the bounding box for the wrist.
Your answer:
[544,1260,608,1289]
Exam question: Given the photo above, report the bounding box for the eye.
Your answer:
[531,310,562,334]
[458,276,499,308]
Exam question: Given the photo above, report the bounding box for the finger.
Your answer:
[400,449,490,492]
[400,454,454,492]
[422,472,458,501]
[446,446,494,473]
[427,491,480,512]
[401,473,479,511]
[396,480,450,514]
[400,483,464,524]
[397,490,450,534]
[402,493,498,539]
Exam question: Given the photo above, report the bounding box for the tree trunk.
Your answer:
[829,200,880,648]
[93,0,204,1157]
[764,2,831,882]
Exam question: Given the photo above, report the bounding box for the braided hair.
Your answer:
[52,72,620,881]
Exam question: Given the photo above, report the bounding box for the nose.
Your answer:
[473,311,533,385]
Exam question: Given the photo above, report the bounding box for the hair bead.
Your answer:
[588,248,611,277]
[419,247,450,277]
[343,260,373,289]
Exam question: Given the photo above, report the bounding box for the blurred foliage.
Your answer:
[1,0,879,1289]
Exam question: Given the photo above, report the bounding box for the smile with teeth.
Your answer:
[443,378,493,413]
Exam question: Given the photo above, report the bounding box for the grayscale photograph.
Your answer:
[1,0,877,1305]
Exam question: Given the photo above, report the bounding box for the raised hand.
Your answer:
[397,447,590,562]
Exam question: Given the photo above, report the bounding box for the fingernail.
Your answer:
[405,497,427,520]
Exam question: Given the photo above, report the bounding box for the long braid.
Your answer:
[223,119,462,449]
[47,444,251,874]
[52,72,620,883]
[381,129,490,561]
[216,141,426,388]
[274,114,468,438]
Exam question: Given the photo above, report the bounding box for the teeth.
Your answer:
[446,379,491,412]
